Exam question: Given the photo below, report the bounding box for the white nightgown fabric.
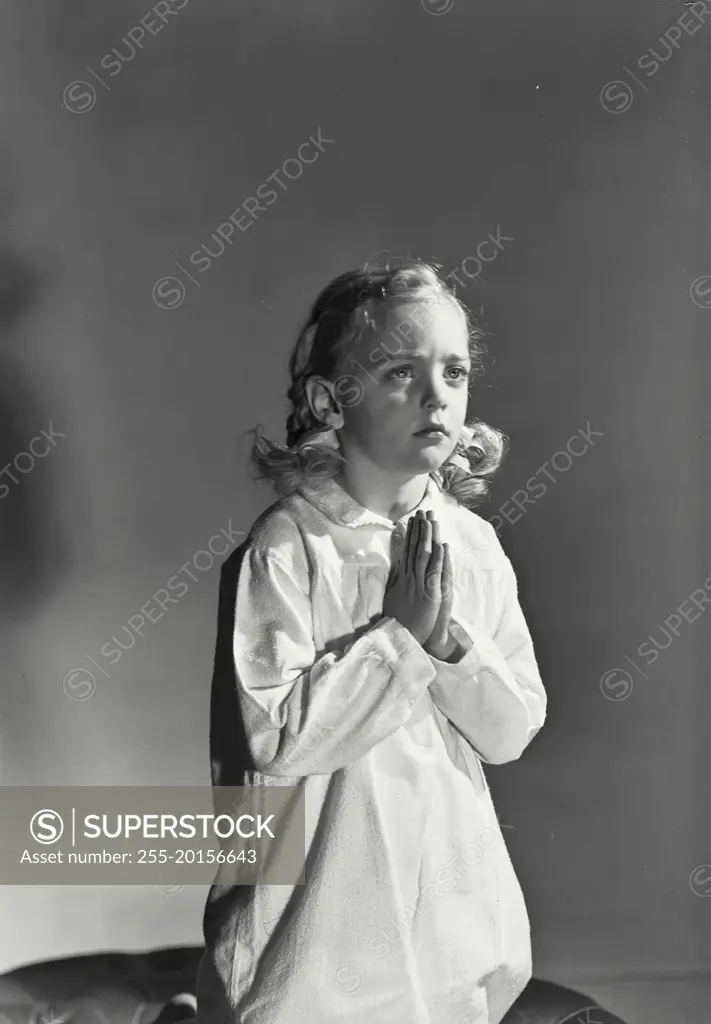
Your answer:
[196,471,547,1024]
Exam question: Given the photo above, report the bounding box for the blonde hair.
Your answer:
[246,258,508,510]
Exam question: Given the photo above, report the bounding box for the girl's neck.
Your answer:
[335,465,431,523]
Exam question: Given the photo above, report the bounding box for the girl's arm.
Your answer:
[233,545,438,776]
[426,546,547,765]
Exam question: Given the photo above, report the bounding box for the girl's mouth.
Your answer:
[414,430,447,441]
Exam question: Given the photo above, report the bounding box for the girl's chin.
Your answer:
[408,451,448,472]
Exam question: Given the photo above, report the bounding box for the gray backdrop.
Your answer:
[0,1,709,1020]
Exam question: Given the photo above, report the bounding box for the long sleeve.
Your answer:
[234,546,438,776]
[427,548,547,765]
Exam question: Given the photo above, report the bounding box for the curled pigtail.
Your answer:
[436,420,509,510]
[285,322,321,447]
[246,421,347,499]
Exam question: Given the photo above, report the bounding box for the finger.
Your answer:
[425,516,443,582]
[401,515,415,576]
[407,512,421,576]
[416,515,434,584]
[441,543,454,614]
[422,531,443,608]
[403,516,415,581]
[429,516,441,570]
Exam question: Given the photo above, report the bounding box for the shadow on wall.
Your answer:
[0,248,70,621]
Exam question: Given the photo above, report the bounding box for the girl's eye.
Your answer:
[386,366,471,381]
[446,366,471,380]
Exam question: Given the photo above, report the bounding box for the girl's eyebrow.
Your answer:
[378,351,471,364]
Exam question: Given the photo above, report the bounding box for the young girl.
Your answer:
[194,259,547,1024]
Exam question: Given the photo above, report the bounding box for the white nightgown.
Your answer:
[196,471,547,1024]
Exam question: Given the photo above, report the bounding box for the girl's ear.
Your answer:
[304,375,345,432]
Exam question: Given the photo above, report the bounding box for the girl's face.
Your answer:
[337,296,472,477]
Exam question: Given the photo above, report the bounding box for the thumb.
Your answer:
[427,570,450,646]
[387,522,407,588]
[428,601,449,648]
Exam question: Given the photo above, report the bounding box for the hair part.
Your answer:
[246,257,509,511]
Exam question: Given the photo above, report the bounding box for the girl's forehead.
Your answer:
[385,295,464,323]
[364,296,469,352]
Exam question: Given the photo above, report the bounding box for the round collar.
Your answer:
[297,473,445,530]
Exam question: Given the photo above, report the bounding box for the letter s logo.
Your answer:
[30,809,64,844]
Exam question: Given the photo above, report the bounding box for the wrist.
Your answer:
[423,633,461,663]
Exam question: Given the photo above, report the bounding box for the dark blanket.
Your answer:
[0,945,626,1024]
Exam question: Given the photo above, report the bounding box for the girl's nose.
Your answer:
[422,378,448,409]
[424,392,446,409]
